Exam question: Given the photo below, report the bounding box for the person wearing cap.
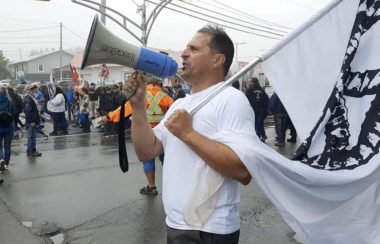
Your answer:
[23,84,42,157]
[100,77,173,195]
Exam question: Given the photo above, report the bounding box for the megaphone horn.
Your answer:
[81,15,178,79]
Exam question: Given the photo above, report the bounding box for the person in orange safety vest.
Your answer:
[100,78,173,195]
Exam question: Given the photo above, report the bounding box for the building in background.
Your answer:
[8,50,73,83]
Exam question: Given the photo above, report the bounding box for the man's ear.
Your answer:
[213,54,225,68]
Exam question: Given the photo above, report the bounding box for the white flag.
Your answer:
[242,0,380,243]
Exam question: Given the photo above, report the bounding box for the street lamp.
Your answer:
[71,0,173,47]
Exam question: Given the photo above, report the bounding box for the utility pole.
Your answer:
[100,0,106,24]
[140,0,147,47]
[59,22,62,82]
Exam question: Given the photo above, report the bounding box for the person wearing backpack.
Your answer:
[6,86,24,131]
[245,77,269,143]
[0,85,15,173]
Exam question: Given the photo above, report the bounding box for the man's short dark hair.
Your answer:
[197,25,234,76]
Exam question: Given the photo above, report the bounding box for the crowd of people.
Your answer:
[0,77,189,186]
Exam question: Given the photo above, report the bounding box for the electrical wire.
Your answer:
[62,25,87,42]
[146,0,281,40]
[176,0,288,34]
[283,0,316,11]
[0,35,59,39]
[166,1,284,37]
[0,25,58,33]
[196,0,291,30]
[0,16,58,24]
[0,41,59,44]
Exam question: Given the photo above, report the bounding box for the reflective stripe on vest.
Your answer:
[146,91,166,123]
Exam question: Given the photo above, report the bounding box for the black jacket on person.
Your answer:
[98,89,114,113]
[88,87,99,102]
[24,95,41,125]
[245,83,269,111]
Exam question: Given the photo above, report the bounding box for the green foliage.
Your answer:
[0,51,11,80]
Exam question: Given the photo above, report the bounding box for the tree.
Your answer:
[0,51,11,80]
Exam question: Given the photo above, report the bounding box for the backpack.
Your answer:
[0,98,14,127]
[0,111,13,127]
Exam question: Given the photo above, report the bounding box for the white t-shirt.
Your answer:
[47,93,66,113]
[154,83,255,234]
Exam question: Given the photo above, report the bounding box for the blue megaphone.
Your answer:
[81,15,178,79]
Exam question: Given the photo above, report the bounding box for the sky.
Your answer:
[0,0,331,63]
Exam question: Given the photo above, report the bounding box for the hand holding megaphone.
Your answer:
[81,15,178,100]
[122,71,147,104]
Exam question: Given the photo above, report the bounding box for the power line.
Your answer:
[0,35,59,39]
[198,0,291,30]
[283,0,317,11]
[0,16,58,25]
[0,25,58,33]
[166,1,284,37]
[62,25,87,42]
[146,0,281,40]
[175,0,288,35]
[128,0,140,7]
[0,41,59,44]
[63,42,83,49]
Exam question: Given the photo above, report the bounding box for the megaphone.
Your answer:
[81,15,178,79]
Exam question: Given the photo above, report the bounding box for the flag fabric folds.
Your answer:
[243,0,380,243]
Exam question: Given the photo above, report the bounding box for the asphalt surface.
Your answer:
[0,118,301,244]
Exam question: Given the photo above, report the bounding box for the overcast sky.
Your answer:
[0,0,330,63]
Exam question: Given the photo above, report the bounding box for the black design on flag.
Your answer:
[295,0,380,170]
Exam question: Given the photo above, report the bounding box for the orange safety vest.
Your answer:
[107,84,173,128]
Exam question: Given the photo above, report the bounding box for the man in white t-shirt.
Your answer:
[125,25,255,244]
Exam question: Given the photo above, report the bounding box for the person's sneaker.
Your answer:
[3,160,9,170]
[28,151,42,157]
[139,185,158,195]
[0,160,6,173]
[274,141,285,147]
[287,137,297,143]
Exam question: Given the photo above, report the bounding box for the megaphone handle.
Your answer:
[123,90,136,101]
[122,72,156,101]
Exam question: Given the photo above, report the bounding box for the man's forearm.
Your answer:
[131,106,158,161]
[182,130,252,185]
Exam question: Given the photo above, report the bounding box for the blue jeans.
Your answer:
[0,130,13,161]
[143,153,164,173]
[27,126,37,154]
[67,103,74,122]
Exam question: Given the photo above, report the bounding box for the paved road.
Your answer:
[0,121,301,244]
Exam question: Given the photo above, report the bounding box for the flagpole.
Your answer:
[189,57,262,115]
[188,0,344,116]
